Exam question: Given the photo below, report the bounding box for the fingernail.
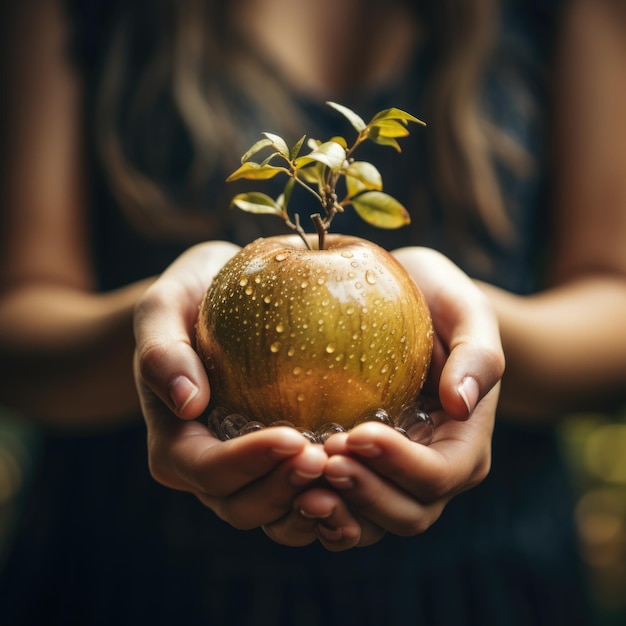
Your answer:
[299,508,332,520]
[325,475,354,490]
[290,469,322,486]
[347,442,382,458]
[317,524,343,542]
[271,446,303,458]
[457,376,479,415]
[169,375,199,414]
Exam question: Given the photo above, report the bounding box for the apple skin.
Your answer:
[196,234,433,434]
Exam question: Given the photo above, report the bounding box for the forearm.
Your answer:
[0,279,153,428]
[481,276,626,421]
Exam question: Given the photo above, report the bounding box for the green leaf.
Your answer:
[369,119,411,138]
[279,178,296,210]
[230,192,284,216]
[326,101,367,132]
[345,161,383,198]
[298,162,326,186]
[290,135,306,160]
[240,138,273,163]
[226,162,286,182]
[351,191,411,229]
[262,132,290,159]
[329,135,348,149]
[294,141,347,171]
[369,107,426,127]
[366,129,403,152]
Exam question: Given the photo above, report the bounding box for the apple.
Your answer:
[196,233,433,437]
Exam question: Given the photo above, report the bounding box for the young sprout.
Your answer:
[226,101,425,250]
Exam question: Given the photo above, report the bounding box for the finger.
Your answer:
[264,488,385,550]
[262,510,319,547]
[323,451,447,536]
[206,443,329,530]
[296,488,364,551]
[325,416,492,503]
[324,424,448,499]
[142,392,315,496]
[134,241,239,419]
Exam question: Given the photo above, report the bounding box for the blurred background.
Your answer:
[1,405,626,624]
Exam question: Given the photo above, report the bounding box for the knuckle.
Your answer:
[134,285,170,324]
[395,515,434,537]
[466,449,492,490]
[146,451,179,491]
[420,472,453,502]
[482,345,506,381]
[137,340,170,384]
[211,500,253,530]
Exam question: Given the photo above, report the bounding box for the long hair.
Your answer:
[93,0,526,249]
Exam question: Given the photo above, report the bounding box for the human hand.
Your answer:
[134,241,346,543]
[303,247,503,548]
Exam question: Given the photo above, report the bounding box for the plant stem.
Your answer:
[311,214,326,250]
[286,213,313,249]
[293,174,324,204]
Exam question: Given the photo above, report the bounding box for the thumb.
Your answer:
[133,241,240,419]
[134,280,211,419]
[438,341,504,419]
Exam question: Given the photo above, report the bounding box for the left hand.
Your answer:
[292,247,503,549]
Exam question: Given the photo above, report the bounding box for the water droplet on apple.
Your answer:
[274,252,288,261]
[270,341,281,353]
[365,270,378,285]
[293,366,302,376]
[275,323,285,333]
[245,286,253,295]
[222,413,250,440]
[239,421,265,436]
[341,250,354,259]
[317,422,346,443]
[325,343,336,354]
[287,346,296,357]
[355,408,391,427]
[239,277,249,287]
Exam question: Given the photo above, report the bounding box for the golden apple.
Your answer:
[196,234,433,436]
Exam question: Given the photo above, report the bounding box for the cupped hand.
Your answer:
[133,241,340,544]
[314,247,504,545]
[134,243,503,550]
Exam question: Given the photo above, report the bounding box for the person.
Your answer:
[1,0,625,624]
